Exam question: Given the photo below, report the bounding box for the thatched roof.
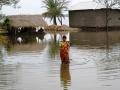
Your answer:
[8,15,48,27]
[44,25,79,31]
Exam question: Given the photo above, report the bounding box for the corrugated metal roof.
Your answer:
[69,1,106,10]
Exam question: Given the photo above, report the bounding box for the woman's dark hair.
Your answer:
[63,35,67,39]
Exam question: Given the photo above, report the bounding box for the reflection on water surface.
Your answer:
[0,31,120,90]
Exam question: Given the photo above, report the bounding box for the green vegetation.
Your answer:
[0,0,20,29]
[49,41,59,59]
[48,34,60,58]
[42,0,69,25]
[2,17,10,30]
[0,15,5,27]
[0,0,20,9]
[0,35,9,45]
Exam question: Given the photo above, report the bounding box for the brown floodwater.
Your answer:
[0,31,120,90]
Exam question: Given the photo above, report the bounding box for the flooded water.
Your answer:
[0,31,120,90]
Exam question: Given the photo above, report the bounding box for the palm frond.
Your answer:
[42,0,69,25]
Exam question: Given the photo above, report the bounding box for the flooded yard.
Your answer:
[0,31,120,90]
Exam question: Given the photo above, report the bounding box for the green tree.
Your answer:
[42,0,69,25]
[49,40,59,58]
[0,0,20,28]
[2,17,10,30]
[0,0,20,10]
[0,0,20,25]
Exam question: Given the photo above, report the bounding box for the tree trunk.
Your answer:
[53,16,57,25]
[58,17,62,25]
[105,8,110,59]
[105,8,109,32]
[60,18,62,25]
[54,34,57,42]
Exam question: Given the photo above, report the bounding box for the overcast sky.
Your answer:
[1,0,92,15]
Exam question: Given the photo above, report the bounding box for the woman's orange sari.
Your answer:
[60,41,70,63]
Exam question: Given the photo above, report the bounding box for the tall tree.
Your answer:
[42,0,69,25]
[94,0,120,52]
[93,0,120,8]
[93,0,120,31]
[0,0,20,24]
[0,0,20,10]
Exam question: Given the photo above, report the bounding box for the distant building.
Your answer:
[69,1,120,28]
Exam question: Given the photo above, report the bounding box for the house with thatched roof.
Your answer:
[7,15,48,35]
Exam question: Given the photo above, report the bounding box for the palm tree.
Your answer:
[42,0,69,25]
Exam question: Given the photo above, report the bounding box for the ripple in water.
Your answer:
[0,32,120,90]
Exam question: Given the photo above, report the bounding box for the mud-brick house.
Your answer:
[69,1,120,30]
[7,15,48,35]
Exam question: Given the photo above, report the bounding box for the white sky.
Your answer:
[1,0,92,15]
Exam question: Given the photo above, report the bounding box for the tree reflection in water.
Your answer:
[60,63,71,90]
[48,39,59,59]
[48,33,70,59]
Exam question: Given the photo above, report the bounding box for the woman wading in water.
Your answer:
[60,35,70,64]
